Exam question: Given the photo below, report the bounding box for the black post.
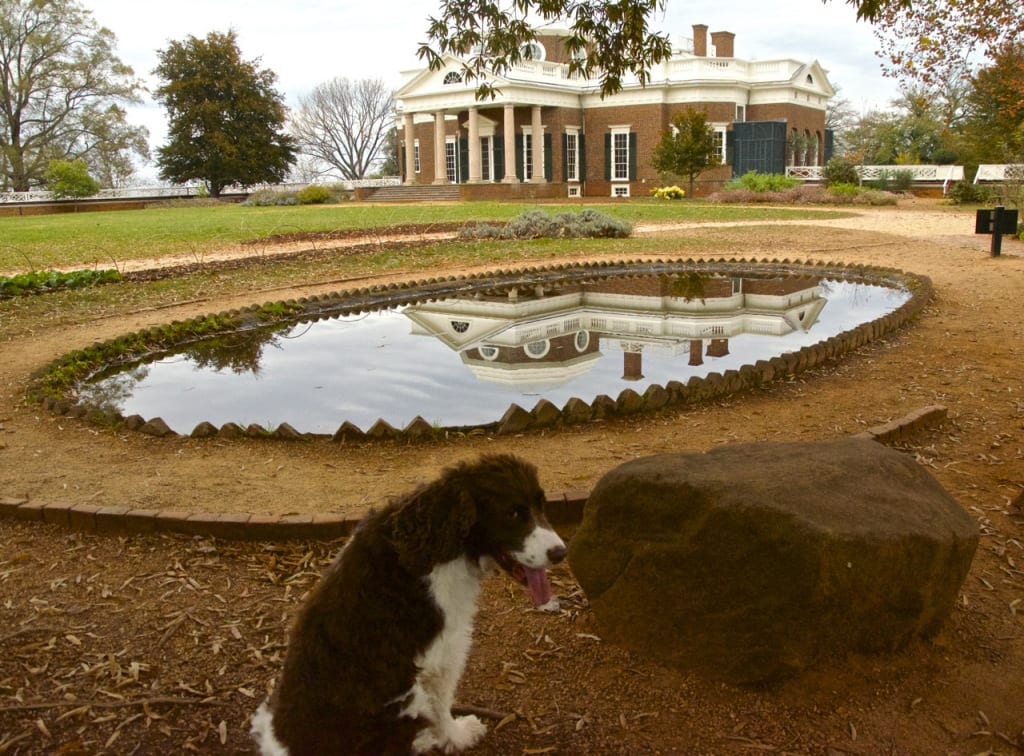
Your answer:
[991,205,1004,257]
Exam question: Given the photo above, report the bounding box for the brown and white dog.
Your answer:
[251,454,566,755]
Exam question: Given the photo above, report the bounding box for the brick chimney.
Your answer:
[692,24,708,57]
[711,30,735,58]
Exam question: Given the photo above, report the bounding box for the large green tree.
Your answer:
[153,30,295,197]
[651,110,720,197]
[0,0,147,191]
[962,42,1024,165]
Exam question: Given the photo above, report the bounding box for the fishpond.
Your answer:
[77,265,912,436]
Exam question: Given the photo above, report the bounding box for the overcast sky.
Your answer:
[84,0,900,177]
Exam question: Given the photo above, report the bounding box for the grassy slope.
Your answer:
[0,201,849,272]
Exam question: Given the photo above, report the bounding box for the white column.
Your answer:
[402,113,416,185]
[433,110,447,185]
[531,105,545,183]
[467,107,482,183]
[502,104,518,184]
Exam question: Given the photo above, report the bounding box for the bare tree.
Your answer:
[290,78,394,181]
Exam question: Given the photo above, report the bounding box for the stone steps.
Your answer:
[365,185,461,202]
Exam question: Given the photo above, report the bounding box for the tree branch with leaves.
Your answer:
[0,0,146,191]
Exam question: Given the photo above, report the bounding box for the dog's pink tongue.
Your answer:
[524,567,552,607]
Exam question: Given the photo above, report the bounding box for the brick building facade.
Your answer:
[394,24,834,198]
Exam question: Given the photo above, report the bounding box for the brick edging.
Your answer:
[0,406,947,541]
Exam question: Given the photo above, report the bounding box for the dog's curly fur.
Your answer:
[252,454,565,755]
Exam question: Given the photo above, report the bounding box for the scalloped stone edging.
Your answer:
[0,407,948,542]
[31,257,934,443]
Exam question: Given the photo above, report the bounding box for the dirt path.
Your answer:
[0,200,1021,754]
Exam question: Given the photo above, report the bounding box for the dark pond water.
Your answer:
[79,271,910,434]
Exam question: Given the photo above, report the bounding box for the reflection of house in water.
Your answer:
[403,275,826,391]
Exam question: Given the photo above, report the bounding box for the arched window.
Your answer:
[443,71,462,85]
[524,339,550,359]
[519,41,546,61]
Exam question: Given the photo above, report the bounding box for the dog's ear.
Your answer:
[451,490,477,539]
[387,486,477,575]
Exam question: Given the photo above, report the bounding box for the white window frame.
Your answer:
[521,127,534,181]
[611,127,630,182]
[413,139,420,174]
[712,126,727,165]
[445,136,458,184]
[480,135,493,181]
[565,129,580,182]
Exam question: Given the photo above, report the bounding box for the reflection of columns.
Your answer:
[531,106,545,183]
[467,107,482,183]
[707,338,730,358]
[688,339,704,366]
[402,113,416,185]
[433,111,447,184]
[502,104,518,183]
[622,351,644,381]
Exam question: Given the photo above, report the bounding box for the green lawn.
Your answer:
[0,200,850,272]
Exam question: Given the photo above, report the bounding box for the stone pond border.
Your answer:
[0,406,948,541]
[29,257,935,444]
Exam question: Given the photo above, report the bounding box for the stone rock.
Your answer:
[217,422,245,439]
[530,398,561,428]
[332,421,365,443]
[190,421,218,438]
[562,397,593,425]
[138,417,174,437]
[403,416,435,438]
[568,437,979,685]
[497,404,531,435]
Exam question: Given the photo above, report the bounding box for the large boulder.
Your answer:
[568,438,978,685]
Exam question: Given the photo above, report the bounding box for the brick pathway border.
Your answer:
[0,406,947,541]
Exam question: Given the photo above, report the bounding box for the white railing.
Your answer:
[786,164,964,193]
[0,178,401,204]
[508,59,582,81]
[973,164,1024,183]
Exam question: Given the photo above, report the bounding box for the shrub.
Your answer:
[946,181,995,205]
[0,269,121,299]
[724,171,800,193]
[708,183,897,206]
[822,156,859,187]
[244,189,295,206]
[828,182,860,198]
[295,184,333,204]
[45,159,101,199]
[651,185,686,200]
[891,170,915,192]
[458,209,631,240]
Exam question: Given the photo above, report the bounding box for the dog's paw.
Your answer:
[412,727,441,754]
[444,715,487,752]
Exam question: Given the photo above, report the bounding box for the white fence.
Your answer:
[0,178,402,205]
[786,164,964,193]
[973,165,1024,183]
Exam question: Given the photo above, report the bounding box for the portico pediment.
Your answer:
[790,60,835,98]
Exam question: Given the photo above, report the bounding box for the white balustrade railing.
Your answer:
[0,178,401,204]
[785,164,964,193]
[973,164,1024,183]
